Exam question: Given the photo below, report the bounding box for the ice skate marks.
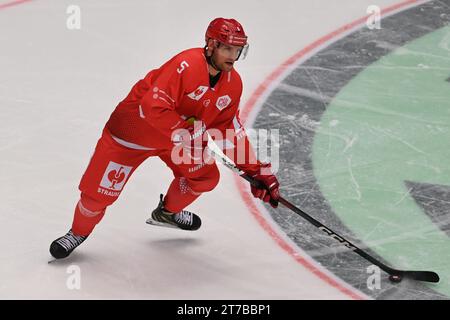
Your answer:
[252,0,450,299]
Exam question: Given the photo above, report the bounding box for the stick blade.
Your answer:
[403,271,440,283]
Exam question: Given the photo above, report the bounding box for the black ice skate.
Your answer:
[49,229,88,260]
[146,194,201,231]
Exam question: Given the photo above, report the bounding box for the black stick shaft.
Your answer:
[241,174,393,272]
[211,148,439,283]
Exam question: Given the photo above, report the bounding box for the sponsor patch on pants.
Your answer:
[99,161,132,191]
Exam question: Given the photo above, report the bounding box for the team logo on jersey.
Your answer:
[216,95,231,110]
[99,161,133,191]
[203,99,211,107]
[188,86,208,101]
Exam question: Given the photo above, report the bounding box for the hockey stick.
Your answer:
[209,147,439,283]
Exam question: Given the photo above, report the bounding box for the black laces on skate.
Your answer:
[56,230,87,251]
[174,210,193,226]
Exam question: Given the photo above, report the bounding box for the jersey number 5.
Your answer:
[177,61,189,74]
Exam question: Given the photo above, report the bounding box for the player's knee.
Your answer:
[189,165,220,193]
[203,169,220,192]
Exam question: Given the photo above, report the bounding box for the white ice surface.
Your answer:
[0,0,398,299]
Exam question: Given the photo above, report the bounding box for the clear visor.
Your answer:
[238,43,249,60]
[214,41,250,61]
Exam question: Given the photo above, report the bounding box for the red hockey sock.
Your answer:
[163,177,200,213]
[71,197,106,236]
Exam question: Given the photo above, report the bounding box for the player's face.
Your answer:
[212,42,243,72]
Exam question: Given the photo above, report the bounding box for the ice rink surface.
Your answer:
[1,0,448,299]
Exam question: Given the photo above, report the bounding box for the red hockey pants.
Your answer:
[71,128,220,236]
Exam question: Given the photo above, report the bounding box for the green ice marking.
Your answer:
[312,26,450,294]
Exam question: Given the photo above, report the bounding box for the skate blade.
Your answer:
[146,218,179,229]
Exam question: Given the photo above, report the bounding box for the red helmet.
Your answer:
[205,18,248,46]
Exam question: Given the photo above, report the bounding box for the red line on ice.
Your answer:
[236,0,421,300]
[0,0,33,11]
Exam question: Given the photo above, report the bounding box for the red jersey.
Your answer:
[106,47,260,173]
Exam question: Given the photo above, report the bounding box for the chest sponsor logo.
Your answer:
[187,86,208,101]
[216,95,231,110]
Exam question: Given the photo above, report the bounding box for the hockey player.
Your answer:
[50,18,280,260]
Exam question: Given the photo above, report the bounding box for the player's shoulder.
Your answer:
[171,47,206,70]
[176,47,204,60]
